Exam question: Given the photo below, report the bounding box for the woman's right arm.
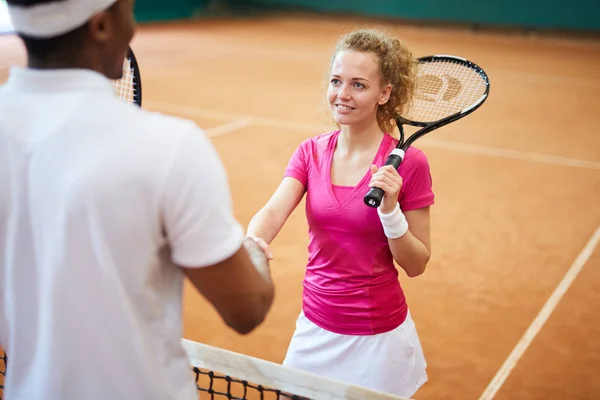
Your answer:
[246,177,306,245]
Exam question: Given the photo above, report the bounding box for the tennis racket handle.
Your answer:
[363,149,405,208]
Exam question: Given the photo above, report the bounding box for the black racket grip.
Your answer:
[363,150,404,208]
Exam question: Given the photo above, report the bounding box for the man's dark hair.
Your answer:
[7,0,90,60]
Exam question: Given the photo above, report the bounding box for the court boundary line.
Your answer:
[146,101,600,171]
[478,224,600,400]
[206,118,253,137]
[420,139,600,170]
[130,36,600,89]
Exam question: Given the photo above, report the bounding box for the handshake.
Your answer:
[243,236,274,281]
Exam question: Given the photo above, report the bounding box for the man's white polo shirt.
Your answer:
[0,67,245,399]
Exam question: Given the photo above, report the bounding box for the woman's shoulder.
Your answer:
[305,129,339,143]
[385,135,430,166]
[296,130,340,152]
[404,146,429,163]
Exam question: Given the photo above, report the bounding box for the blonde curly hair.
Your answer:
[331,28,418,134]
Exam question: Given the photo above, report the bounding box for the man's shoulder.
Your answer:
[126,106,199,135]
[107,104,211,147]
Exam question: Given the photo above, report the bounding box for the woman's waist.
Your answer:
[301,280,408,335]
[302,274,404,308]
[304,265,399,290]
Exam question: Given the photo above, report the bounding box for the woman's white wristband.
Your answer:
[377,202,409,239]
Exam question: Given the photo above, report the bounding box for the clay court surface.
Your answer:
[1,13,599,400]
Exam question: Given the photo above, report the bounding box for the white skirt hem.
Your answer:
[282,310,428,399]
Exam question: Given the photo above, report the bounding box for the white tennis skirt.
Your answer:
[282,310,428,399]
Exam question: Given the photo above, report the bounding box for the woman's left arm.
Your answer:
[386,206,431,277]
[369,164,432,278]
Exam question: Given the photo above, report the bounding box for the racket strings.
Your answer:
[110,56,138,105]
[404,59,488,123]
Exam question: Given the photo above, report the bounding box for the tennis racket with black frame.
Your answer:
[364,54,490,208]
[110,47,142,107]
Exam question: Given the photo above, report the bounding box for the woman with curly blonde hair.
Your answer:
[247,28,433,397]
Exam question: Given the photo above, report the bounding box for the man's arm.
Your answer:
[181,237,274,334]
[162,124,275,334]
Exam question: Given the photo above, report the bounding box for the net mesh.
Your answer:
[404,58,489,123]
[0,340,411,400]
[110,53,139,105]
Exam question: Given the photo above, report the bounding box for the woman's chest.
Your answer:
[329,153,375,187]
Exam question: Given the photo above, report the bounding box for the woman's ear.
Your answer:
[379,83,392,105]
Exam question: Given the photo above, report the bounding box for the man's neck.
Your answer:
[27,52,96,72]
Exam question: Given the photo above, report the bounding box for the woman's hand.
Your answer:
[368,164,402,214]
[246,236,273,260]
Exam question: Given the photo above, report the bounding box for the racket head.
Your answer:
[364,55,490,208]
[400,55,490,128]
[110,48,142,107]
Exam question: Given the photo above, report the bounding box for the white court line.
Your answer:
[493,69,600,88]
[145,101,331,134]
[205,118,253,137]
[137,42,600,88]
[148,102,247,122]
[421,138,600,170]
[478,224,600,400]
[146,101,600,171]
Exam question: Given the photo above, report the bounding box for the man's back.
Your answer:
[0,67,246,399]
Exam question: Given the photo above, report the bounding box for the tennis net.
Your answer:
[0,339,411,400]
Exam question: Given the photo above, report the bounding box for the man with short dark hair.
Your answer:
[0,1,275,399]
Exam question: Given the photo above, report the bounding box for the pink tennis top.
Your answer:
[284,130,435,336]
